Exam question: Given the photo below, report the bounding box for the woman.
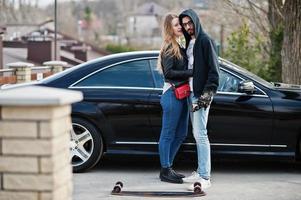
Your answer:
[157,14,193,184]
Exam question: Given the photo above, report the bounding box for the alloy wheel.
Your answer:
[70,123,94,167]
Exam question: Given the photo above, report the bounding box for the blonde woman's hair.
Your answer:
[157,14,183,73]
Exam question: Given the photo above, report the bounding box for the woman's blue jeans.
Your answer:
[159,88,189,168]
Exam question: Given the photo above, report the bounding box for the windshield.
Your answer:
[219,58,274,88]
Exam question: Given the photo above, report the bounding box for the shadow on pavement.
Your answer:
[91,154,301,174]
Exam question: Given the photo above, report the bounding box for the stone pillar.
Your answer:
[43,61,68,74]
[0,86,83,200]
[7,62,33,83]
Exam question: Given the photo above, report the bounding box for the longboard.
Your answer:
[111,181,206,197]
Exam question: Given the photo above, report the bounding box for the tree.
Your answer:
[224,22,270,80]
[84,6,92,26]
[268,0,283,82]
[224,0,277,81]
[225,0,301,84]
[0,0,46,24]
[281,0,301,84]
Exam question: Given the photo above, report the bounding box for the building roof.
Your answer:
[3,48,40,68]
[1,20,109,68]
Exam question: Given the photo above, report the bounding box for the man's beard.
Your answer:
[188,30,194,36]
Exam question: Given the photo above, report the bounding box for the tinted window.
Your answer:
[75,60,154,87]
[222,60,274,88]
[218,70,241,92]
[150,59,164,88]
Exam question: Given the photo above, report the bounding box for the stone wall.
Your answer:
[0,86,83,200]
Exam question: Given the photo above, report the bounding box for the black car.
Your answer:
[13,51,301,172]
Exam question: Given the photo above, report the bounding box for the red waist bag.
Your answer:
[173,83,191,100]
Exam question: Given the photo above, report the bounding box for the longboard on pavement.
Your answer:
[111,181,206,197]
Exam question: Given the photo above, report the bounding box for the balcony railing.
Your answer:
[0,61,69,85]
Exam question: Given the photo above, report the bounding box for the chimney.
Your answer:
[27,40,60,64]
[71,45,88,62]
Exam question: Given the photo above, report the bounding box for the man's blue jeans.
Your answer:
[189,93,211,179]
[159,88,189,168]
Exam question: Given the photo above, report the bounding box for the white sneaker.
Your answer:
[182,171,201,183]
[187,178,211,191]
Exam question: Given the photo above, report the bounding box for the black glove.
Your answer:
[192,91,213,112]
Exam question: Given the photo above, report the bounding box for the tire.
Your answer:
[70,117,104,172]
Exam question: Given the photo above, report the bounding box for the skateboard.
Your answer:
[111,181,206,197]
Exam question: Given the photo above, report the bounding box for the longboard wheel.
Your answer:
[112,185,122,193]
[115,181,123,188]
[194,185,202,194]
[194,182,201,187]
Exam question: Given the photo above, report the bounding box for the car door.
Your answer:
[209,67,274,152]
[148,59,274,154]
[148,58,164,142]
[71,59,155,145]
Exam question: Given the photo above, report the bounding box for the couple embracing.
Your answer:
[157,9,219,191]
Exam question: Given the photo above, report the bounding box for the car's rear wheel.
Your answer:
[70,118,103,172]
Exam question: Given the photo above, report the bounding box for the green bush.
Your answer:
[224,22,272,81]
[106,44,137,53]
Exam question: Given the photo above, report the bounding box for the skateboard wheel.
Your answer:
[112,185,121,193]
[194,185,202,194]
[193,182,201,187]
[115,181,123,188]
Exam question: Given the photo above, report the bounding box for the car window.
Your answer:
[150,59,164,88]
[221,59,274,88]
[75,59,154,87]
[218,69,241,92]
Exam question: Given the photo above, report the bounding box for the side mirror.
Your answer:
[238,80,256,94]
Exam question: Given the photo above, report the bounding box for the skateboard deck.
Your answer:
[111,181,206,197]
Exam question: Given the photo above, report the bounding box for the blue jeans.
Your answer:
[159,88,189,168]
[189,93,211,179]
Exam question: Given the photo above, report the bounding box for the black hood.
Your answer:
[273,82,301,95]
[179,9,220,96]
[273,82,301,90]
[179,9,204,38]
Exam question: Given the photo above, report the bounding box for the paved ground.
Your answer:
[73,156,301,200]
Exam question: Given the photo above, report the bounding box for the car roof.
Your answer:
[41,50,273,89]
[88,50,159,64]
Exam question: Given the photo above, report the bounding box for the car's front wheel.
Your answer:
[70,118,103,172]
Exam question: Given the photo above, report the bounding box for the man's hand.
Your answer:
[192,91,213,112]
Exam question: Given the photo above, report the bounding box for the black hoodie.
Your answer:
[179,9,219,97]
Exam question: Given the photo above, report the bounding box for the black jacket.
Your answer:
[161,45,193,87]
[179,9,219,97]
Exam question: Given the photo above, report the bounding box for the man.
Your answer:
[179,9,219,190]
